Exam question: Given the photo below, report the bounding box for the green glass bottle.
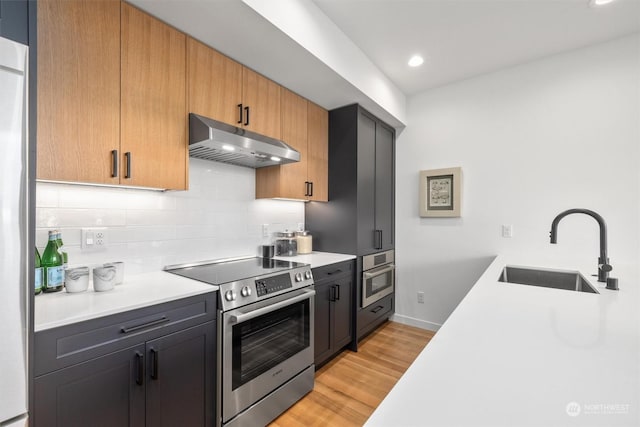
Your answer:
[35,248,43,295]
[42,230,64,292]
[56,231,68,269]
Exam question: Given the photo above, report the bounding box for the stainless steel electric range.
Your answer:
[165,257,315,427]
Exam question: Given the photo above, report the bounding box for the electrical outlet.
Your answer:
[262,224,270,238]
[502,224,513,238]
[297,223,304,232]
[82,228,108,250]
[417,291,425,304]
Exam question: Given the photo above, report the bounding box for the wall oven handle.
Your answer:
[363,264,395,279]
[230,289,315,324]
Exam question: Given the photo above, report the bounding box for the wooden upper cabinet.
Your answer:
[120,3,187,190]
[37,0,120,184]
[256,90,328,201]
[242,67,281,140]
[307,102,329,202]
[186,37,280,140]
[187,38,242,127]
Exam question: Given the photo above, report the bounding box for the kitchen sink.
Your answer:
[499,266,599,294]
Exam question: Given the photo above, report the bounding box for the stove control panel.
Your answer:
[218,266,313,311]
[255,274,292,297]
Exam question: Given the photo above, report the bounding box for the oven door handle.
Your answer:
[363,264,395,279]
[230,289,315,324]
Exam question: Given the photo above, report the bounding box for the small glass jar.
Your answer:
[295,231,312,254]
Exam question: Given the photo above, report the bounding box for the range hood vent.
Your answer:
[189,113,300,168]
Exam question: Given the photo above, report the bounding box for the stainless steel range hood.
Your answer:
[189,113,300,168]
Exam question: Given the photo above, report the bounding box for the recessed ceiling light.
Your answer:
[408,55,424,67]
[221,144,235,151]
[589,0,616,6]
[270,156,281,162]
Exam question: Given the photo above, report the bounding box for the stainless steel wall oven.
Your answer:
[361,250,395,308]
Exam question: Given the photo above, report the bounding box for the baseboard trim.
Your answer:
[391,314,441,332]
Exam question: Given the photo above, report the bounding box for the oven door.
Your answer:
[221,288,315,423]
[362,264,395,308]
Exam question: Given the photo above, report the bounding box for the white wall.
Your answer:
[35,159,305,275]
[395,34,640,331]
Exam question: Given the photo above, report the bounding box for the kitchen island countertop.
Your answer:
[35,271,216,332]
[366,255,639,427]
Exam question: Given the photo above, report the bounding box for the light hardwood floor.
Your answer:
[270,321,436,427]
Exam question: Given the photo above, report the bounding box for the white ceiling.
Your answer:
[314,0,640,95]
[130,0,640,127]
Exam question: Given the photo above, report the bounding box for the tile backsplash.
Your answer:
[36,158,305,275]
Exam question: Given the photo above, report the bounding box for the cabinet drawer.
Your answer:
[35,292,216,376]
[312,260,354,283]
[358,294,393,334]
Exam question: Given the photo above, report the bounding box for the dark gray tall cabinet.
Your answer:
[306,104,395,345]
[306,104,395,256]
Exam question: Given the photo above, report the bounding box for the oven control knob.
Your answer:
[241,286,252,297]
[305,270,312,280]
[295,272,303,282]
[225,290,236,301]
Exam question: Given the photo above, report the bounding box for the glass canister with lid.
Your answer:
[275,231,297,256]
[295,231,312,254]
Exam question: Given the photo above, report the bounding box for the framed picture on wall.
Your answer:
[419,167,462,217]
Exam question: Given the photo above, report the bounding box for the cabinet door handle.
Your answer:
[304,181,310,196]
[244,106,250,126]
[309,182,313,197]
[111,149,118,178]
[150,348,159,380]
[327,269,342,276]
[120,316,169,334]
[237,104,243,124]
[135,351,144,386]
[371,305,384,313]
[335,284,340,301]
[330,285,336,302]
[374,230,383,249]
[124,152,132,179]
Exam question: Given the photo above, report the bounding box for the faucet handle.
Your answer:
[599,263,613,272]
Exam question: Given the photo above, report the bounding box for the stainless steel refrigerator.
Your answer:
[0,35,30,426]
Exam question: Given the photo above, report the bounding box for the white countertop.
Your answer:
[273,251,356,269]
[366,255,639,427]
[35,271,216,332]
[34,252,355,331]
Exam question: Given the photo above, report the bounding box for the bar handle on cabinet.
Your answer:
[304,181,310,196]
[330,285,336,302]
[237,104,243,124]
[371,305,384,313]
[124,152,132,179]
[111,150,118,178]
[326,269,342,276]
[120,316,169,334]
[150,348,158,380]
[244,106,250,126]
[309,182,313,197]
[135,351,144,385]
[374,230,383,249]
[335,284,340,301]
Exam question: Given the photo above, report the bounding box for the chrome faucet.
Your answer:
[549,208,613,284]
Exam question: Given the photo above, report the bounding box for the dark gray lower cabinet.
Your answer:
[146,323,214,427]
[34,344,146,427]
[34,293,216,427]
[313,261,354,367]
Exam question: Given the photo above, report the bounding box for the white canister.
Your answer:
[296,231,312,254]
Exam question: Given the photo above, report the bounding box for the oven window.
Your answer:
[232,299,310,390]
[369,271,391,294]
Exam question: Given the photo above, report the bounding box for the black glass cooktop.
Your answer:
[166,257,307,285]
